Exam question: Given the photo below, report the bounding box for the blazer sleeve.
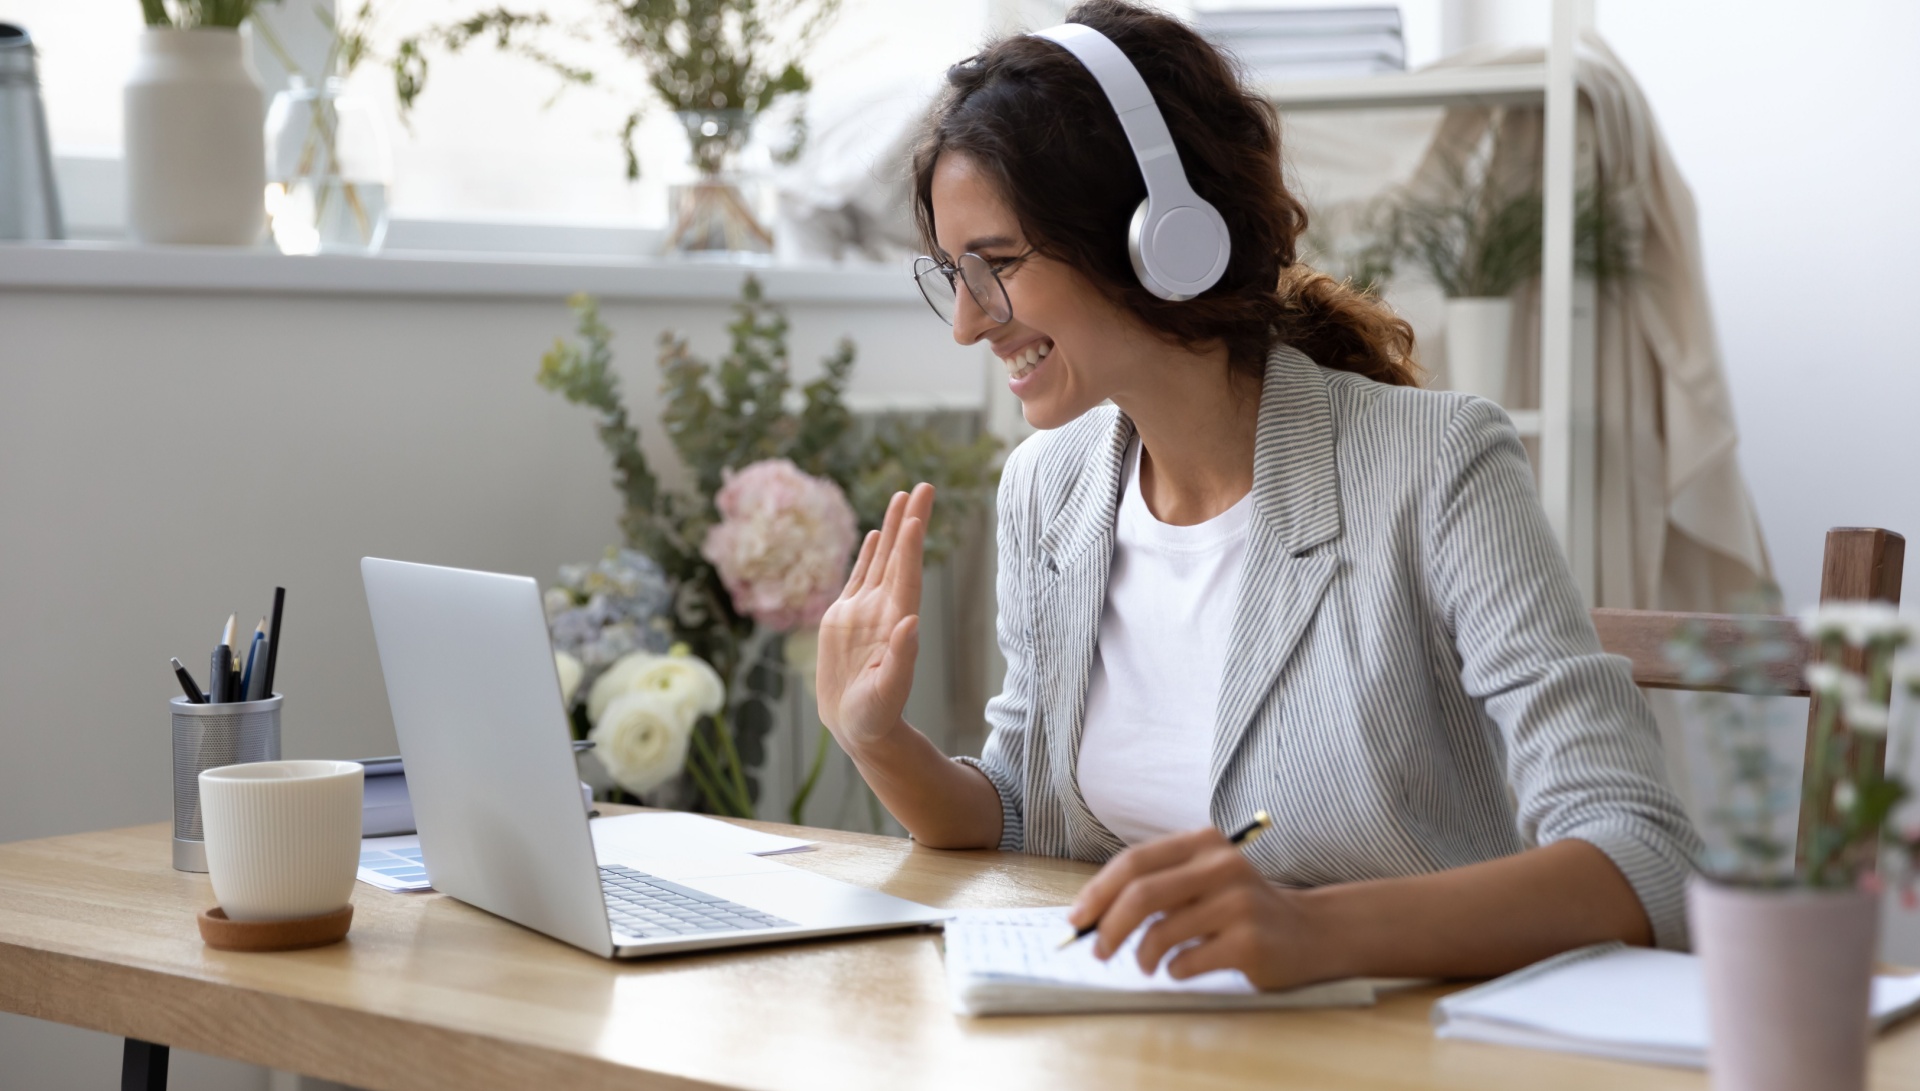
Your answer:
[953,439,1039,852]
[1425,396,1704,950]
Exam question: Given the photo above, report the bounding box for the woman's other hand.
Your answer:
[816,484,934,754]
[1066,827,1342,991]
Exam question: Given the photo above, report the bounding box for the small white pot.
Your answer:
[1688,877,1879,1091]
[124,28,265,246]
[1442,296,1513,404]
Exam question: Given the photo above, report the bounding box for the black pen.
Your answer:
[209,644,232,703]
[1058,810,1272,950]
[259,586,286,698]
[171,658,207,704]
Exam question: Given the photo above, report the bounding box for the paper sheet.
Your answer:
[357,835,432,892]
[942,907,1381,1015]
[589,812,815,861]
[945,906,1259,994]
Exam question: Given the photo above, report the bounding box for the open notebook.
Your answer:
[942,907,1382,1016]
[1432,943,1920,1068]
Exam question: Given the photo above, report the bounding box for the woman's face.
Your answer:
[930,152,1144,430]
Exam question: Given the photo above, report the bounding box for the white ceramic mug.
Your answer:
[199,760,364,921]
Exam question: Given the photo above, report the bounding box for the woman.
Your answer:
[816,0,1699,990]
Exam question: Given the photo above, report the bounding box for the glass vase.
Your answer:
[264,76,391,255]
[667,108,772,257]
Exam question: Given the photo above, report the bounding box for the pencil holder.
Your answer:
[171,694,281,872]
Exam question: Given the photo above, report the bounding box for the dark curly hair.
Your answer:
[911,0,1420,387]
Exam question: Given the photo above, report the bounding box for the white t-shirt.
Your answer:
[1077,438,1253,846]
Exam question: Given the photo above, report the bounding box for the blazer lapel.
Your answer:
[1033,410,1133,857]
[1210,347,1345,792]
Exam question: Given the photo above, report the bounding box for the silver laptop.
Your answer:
[361,556,948,958]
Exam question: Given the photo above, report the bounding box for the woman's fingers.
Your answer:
[865,491,910,591]
[844,529,880,596]
[1132,878,1256,974]
[1069,828,1229,931]
[886,515,927,617]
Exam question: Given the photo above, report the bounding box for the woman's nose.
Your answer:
[950,284,997,346]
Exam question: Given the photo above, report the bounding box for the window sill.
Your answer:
[0,241,919,304]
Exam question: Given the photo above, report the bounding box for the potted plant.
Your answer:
[1670,603,1920,1091]
[1383,160,1636,404]
[128,0,278,244]
[390,0,839,256]
[1385,158,1541,403]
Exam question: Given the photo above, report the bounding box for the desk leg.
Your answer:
[121,1038,169,1091]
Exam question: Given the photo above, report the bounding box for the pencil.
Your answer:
[1057,810,1272,950]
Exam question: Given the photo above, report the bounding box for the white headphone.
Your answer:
[1030,23,1232,302]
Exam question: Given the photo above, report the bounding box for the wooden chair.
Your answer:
[1589,527,1906,860]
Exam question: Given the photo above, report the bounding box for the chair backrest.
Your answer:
[1590,527,1906,863]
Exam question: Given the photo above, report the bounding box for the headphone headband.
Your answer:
[1030,23,1231,301]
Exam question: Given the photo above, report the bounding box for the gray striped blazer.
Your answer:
[957,344,1701,950]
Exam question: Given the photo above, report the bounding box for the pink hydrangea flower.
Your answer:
[701,459,859,632]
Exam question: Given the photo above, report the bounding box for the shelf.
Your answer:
[1262,64,1547,111]
[1507,409,1542,438]
[0,241,920,305]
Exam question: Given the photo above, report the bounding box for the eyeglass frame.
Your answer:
[911,248,1036,326]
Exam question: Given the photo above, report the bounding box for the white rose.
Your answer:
[1804,662,1847,696]
[1843,700,1890,736]
[588,651,660,724]
[554,651,584,708]
[591,689,695,796]
[629,650,726,720]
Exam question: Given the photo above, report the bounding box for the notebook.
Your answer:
[1432,942,1920,1068]
[942,907,1381,1016]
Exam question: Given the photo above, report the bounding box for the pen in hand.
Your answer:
[1057,810,1272,950]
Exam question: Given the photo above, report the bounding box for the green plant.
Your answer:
[1379,157,1639,298]
[1669,601,1920,893]
[392,0,839,180]
[140,0,277,29]
[537,276,1000,818]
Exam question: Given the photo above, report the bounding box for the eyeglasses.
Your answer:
[912,250,1034,326]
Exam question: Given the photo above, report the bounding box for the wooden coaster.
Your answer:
[198,904,353,952]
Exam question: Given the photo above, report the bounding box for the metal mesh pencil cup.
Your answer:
[171,694,281,872]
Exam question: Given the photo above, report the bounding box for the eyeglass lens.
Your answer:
[912,254,1013,326]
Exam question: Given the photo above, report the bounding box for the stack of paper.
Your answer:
[942,907,1379,1016]
[1433,943,1920,1068]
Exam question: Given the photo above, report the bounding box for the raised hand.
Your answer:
[816,484,935,753]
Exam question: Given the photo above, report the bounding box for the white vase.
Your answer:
[124,28,266,246]
[1688,877,1879,1091]
[1442,296,1513,404]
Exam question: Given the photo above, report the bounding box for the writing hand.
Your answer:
[1066,827,1339,990]
[816,484,934,753]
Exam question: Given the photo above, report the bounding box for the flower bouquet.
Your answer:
[538,276,999,820]
[1669,601,1920,1091]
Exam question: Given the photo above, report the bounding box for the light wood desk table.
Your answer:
[3,810,1917,1091]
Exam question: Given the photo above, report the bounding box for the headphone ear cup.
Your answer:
[1126,199,1162,298]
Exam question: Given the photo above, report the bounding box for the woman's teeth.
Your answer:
[1003,340,1052,380]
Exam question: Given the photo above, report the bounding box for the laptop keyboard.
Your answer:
[599,864,796,940]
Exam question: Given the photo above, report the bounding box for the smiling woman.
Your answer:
[812,0,1700,995]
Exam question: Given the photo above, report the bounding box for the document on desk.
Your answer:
[942,907,1379,1016]
[358,835,432,892]
[589,812,815,860]
[1431,943,1920,1068]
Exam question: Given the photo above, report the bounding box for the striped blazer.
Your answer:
[957,344,1702,950]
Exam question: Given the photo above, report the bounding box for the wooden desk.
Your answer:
[3,814,1916,1091]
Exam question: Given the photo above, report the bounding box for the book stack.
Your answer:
[1194,6,1406,83]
